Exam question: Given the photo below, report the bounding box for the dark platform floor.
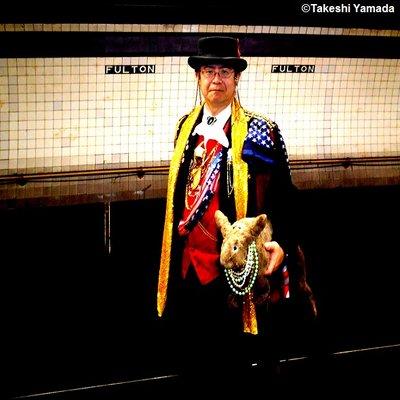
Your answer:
[3,185,399,399]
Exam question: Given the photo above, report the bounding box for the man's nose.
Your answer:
[212,72,223,81]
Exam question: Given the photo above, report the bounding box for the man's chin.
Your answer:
[208,93,226,102]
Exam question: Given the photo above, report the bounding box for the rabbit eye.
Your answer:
[233,245,238,251]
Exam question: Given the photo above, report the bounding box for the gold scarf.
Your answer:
[157,98,258,334]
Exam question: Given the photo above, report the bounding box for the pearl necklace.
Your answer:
[224,241,259,296]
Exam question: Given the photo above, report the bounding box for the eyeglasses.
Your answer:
[200,67,235,79]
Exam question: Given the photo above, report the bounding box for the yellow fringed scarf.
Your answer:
[157,98,258,334]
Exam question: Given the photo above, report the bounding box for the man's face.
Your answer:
[198,65,239,108]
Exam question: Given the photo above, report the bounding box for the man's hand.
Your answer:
[263,241,285,275]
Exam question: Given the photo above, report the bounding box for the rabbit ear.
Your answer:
[250,214,267,237]
[215,210,232,238]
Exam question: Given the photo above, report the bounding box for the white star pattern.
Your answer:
[244,117,291,174]
[247,118,274,150]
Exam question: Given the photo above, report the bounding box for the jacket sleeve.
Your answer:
[243,118,298,258]
[243,117,316,308]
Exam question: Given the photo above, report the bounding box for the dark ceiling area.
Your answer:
[2,1,400,29]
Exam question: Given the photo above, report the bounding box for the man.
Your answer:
[157,36,313,389]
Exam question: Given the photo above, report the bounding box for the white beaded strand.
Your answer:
[224,241,259,296]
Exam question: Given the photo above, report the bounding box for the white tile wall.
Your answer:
[0,23,399,203]
[1,55,399,174]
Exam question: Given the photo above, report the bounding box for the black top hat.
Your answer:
[188,36,247,72]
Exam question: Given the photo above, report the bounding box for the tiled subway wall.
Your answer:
[0,24,399,205]
[1,23,400,36]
